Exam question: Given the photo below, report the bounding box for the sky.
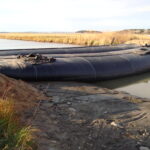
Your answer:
[0,0,150,32]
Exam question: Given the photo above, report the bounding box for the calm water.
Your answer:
[96,72,150,99]
[0,39,150,98]
[0,39,78,50]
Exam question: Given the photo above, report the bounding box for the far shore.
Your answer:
[0,31,150,46]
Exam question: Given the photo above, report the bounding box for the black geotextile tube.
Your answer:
[0,50,139,59]
[0,44,139,56]
[0,53,150,81]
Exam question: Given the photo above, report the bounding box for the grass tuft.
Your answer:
[0,99,35,150]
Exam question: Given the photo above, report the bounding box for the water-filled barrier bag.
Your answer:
[0,52,150,81]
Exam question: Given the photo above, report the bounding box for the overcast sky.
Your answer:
[0,0,150,32]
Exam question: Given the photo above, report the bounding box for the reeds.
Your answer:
[0,32,150,46]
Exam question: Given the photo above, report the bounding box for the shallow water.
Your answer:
[0,39,150,98]
[0,39,78,50]
[96,72,150,99]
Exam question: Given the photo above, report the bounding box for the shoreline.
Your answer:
[1,72,150,150]
[29,81,150,150]
[0,32,150,46]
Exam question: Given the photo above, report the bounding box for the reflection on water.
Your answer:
[96,72,150,99]
[0,39,78,50]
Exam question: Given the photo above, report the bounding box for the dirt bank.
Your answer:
[28,81,150,150]
[1,73,150,150]
[1,74,150,150]
[0,74,46,119]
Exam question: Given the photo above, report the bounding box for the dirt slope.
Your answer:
[0,74,46,113]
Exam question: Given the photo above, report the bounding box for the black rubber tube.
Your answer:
[0,48,141,59]
[1,53,150,81]
[0,44,139,56]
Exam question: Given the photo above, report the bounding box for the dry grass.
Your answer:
[0,32,150,46]
[0,74,46,150]
[0,99,35,150]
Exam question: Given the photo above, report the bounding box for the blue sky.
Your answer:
[0,0,150,32]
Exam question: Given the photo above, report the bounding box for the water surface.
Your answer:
[0,39,78,50]
[96,72,150,99]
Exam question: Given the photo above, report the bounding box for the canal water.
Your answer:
[0,39,78,50]
[96,72,150,99]
[0,39,150,99]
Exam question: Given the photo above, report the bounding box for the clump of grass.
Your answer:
[0,99,35,150]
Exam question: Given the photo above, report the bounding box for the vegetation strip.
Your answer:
[0,32,150,46]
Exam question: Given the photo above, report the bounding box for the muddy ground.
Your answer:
[21,81,150,150]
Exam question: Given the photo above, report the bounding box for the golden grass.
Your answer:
[0,74,45,150]
[0,99,35,150]
[0,32,150,46]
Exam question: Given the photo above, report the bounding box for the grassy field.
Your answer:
[0,32,150,46]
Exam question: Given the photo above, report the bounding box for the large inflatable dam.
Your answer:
[0,45,150,81]
[0,44,139,56]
